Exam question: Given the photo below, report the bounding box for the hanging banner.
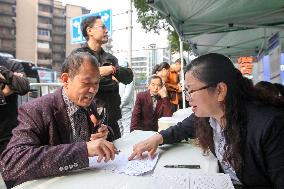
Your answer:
[237,56,254,79]
[268,32,281,82]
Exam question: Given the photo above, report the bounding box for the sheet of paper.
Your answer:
[190,173,234,189]
[88,152,159,176]
[147,173,234,189]
[148,172,190,189]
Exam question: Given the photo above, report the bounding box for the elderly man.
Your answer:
[71,15,133,140]
[130,75,173,132]
[0,52,116,188]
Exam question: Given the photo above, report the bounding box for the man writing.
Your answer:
[0,52,116,188]
[71,15,133,140]
[131,75,173,132]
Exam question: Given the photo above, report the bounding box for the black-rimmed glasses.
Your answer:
[183,84,216,100]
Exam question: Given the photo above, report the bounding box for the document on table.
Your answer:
[147,172,234,189]
[88,152,159,176]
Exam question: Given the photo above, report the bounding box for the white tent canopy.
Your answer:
[146,0,284,108]
[147,0,284,58]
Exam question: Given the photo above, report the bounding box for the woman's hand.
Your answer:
[128,133,163,160]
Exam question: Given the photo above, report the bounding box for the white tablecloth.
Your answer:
[13,130,218,189]
[158,108,193,131]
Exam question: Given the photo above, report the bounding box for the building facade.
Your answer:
[0,0,16,57]
[129,47,171,85]
[0,0,89,71]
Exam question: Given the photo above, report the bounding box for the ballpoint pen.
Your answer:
[164,165,200,169]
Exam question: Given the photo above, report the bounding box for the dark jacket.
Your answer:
[131,90,173,132]
[159,104,284,188]
[0,88,97,188]
[71,44,133,123]
[0,57,30,153]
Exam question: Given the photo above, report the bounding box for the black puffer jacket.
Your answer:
[71,44,133,122]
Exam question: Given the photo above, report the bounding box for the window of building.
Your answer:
[38,52,51,60]
[38,17,51,24]
[38,42,50,49]
[38,29,50,36]
[38,4,52,13]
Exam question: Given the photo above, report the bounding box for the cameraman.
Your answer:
[0,57,30,153]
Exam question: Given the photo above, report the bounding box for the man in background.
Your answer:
[0,57,30,153]
[131,75,172,132]
[72,15,133,140]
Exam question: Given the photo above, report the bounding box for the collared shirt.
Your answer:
[151,95,158,112]
[209,117,242,185]
[62,89,89,142]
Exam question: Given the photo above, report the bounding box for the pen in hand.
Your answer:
[92,114,106,133]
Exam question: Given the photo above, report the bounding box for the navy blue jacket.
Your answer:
[160,104,284,188]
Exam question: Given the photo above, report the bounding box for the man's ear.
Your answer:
[217,82,227,102]
[61,73,69,88]
[147,83,150,90]
[86,27,93,37]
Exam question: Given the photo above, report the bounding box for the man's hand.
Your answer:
[128,133,163,161]
[90,124,109,140]
[2,85,13,96]
[90,114,109,140]
[99,66,113,77]
[86,139,115,162]
[13,72,24,77]
[177,83,182,93]
[158,86,168,98]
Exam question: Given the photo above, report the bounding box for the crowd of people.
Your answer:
[0,15,283,189]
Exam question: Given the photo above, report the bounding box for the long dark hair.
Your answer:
[152,62,170,74]
[185,53,283,170]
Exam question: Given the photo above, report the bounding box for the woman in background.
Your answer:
[152,62,170,83]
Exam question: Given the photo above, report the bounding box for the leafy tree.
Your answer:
[133,0,189,53]
[167,30,190,53]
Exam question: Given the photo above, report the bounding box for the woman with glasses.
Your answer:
[129,53,284,188]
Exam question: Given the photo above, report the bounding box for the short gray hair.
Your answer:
[61,52,99,78]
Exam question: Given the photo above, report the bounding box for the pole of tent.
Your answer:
[179,37,186,109]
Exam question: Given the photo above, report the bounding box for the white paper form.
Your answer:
[88,153,159,176]
[147,173,234,189]
[190,173,234,189]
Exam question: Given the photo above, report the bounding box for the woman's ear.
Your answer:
[217,82,227,102]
